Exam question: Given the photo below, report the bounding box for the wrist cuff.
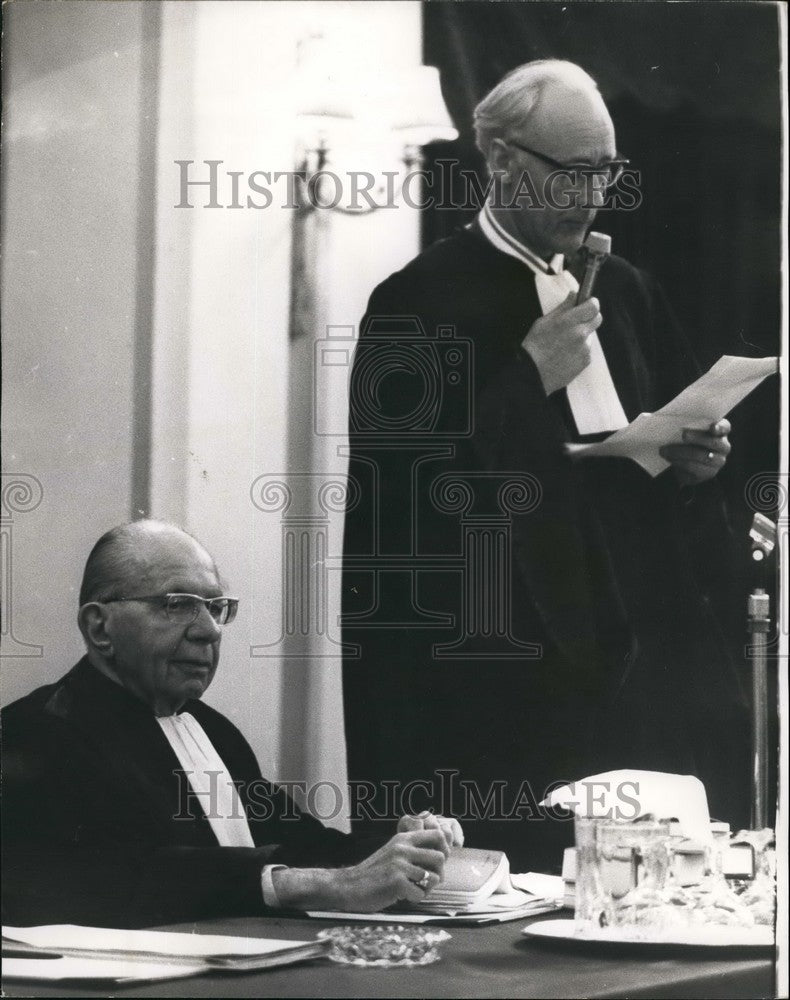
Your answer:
[261,864,288,907]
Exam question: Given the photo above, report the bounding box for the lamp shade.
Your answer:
[388,66,459,145]
[294,55,458,153]
[294,34,358,149]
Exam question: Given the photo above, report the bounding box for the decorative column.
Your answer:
[1,473,44,658]
[250,473,358,658]
[340,444,456,633]
[430,472,544,660]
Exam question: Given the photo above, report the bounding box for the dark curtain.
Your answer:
[423,3,781,362]
[422,0,781,574]
[421,0,782,808]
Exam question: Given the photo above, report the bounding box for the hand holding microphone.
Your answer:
[522,291,602,396]
[522,232,609,397]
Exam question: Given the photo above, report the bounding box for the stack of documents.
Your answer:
[417,848,511,913]
[2,924,328,983]
[307,849,565,925]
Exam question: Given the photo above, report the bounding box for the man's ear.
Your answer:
[78,603,114,656]
[487,138,513,183]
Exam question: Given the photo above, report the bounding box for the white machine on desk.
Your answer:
[542,767,775,935]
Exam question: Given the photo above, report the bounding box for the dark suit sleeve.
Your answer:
[2,840,276,929]
[1,735,279,928]
[2,698,383,929]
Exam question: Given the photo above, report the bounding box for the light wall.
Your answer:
[2,1,423,828]
[150,2,422,824]
[1,1,158,701]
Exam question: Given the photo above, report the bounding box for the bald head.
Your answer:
[474,59,617,259]
[473,59,608,159]
[79,520,218,607]
[527,80,614,166]
[77,520,225,714]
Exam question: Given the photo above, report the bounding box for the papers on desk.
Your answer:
[2,956,206,984]
[510,872,565,903]
[2,924,328,981]
[416,847,511,913]
[306,899,559,926]
[565,355,778,476]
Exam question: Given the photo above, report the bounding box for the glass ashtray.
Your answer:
[317,925,451,967]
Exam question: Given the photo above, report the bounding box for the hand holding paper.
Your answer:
[565,356,778,476]
[660,418,731,485]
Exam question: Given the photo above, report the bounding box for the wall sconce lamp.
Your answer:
[295,63,458,214]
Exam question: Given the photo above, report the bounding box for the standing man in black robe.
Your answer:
[342,60,749,869]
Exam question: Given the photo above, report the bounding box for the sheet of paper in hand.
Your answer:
[565,355,778,476]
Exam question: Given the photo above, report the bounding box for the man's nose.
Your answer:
[185,605,222,641]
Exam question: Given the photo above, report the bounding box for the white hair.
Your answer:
[473,59,601,159]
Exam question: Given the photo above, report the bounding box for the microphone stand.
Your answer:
[747,513,776,831]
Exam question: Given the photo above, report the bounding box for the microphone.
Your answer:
[576,231,611,304]
[749,512,776,563]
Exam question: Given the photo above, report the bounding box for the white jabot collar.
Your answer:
[157,712,255,849]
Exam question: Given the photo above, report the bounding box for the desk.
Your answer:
[4,915,775,999]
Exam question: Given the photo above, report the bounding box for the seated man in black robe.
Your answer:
[2,519,460,928]
[342,59,750,869]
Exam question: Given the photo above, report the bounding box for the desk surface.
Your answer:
[3,914,775,1000]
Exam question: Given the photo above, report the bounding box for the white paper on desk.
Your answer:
[307,878,563,924]
[510,872,565,903]
[565,355,778,476]
[417,886,532,914]
[2,956,207,983]
[306,900,559,925]
[3,923,318,964]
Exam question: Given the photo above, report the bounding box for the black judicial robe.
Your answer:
[2,658,381,928]
[342,225,749,868]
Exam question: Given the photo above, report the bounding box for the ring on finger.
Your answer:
[415,871,431,891]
